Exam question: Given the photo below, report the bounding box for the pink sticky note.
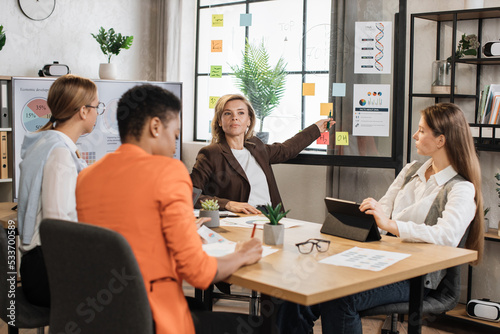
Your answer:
[316,132,329,145]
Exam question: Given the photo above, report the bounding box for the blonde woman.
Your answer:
[191,93,334,214]
[18,74,104,306]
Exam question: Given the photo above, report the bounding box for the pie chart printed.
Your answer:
[22,98,52,132]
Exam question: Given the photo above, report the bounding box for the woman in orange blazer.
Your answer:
[76,85,263,334]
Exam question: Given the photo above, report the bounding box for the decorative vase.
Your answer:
[464,0,484,9]
[99,63,117,80]
[199,210,220,228]
[256,131,269,144]
[431,60,456,94]
[263,223,284,245]
[484,217,489,233]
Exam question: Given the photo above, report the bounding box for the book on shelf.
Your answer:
[481,84,500,124]
[478,85,489,123]
[0,131,8,179]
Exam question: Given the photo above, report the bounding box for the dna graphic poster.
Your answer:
[354,21,392,74]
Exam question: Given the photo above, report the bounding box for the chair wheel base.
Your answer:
[380,314,400,334]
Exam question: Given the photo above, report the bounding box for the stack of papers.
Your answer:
[197,225,279,258]
[220,216,305,229]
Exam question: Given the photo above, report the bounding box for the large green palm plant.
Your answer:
[230,40,287,133]
[0,25,6,51]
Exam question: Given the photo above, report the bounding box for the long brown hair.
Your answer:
[211,94,256,144]
[422,102,484,264]
[39,74,98,131]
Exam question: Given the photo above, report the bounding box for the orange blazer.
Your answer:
[76,144,217,334]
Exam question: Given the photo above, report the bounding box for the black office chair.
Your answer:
[40,219,154,334]
[360,265,462,334]
[0,229,49,334]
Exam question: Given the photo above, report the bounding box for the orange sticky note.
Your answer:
[212,14,223,27]
[320,103,333,116]
[303,83,315,96]
[316,132,329,145]
[209,96,219,109]
[211,40,222,52]
[336,132,349,146]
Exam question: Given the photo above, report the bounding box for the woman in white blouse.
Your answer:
[18,74,104,307]
[277,102,484,334]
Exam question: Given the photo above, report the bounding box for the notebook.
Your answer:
[320,197,381,242]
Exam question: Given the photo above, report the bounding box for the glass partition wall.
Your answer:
[194,0,406,172]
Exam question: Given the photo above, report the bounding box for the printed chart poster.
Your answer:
[352,84,390,137]
[354,21,392,74]
[11,77,182,199]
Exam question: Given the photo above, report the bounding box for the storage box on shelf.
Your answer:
[409,8,500,329]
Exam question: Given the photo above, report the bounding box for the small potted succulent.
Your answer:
[262,203,289,245]
[91,27,134,80]
[0,25,6,51]
[199,199,220,228]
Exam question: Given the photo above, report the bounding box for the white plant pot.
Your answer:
[99,63,117,80]
[263,223,284,245]
[464,0,484,9]
[199,210,220,228]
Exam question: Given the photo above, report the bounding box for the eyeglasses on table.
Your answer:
[295,238,330,254]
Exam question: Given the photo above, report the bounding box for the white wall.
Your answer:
[0,0,157,81]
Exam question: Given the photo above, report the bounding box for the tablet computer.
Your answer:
[192,187,202,205]
[320,197,381,242]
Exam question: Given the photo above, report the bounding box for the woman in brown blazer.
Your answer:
[190,94,334,214]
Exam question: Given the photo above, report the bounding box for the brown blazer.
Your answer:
[190,124,321,210]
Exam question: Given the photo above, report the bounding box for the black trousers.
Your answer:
[187,297,262,334]
[20,246,51,307]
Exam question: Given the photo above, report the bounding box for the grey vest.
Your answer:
[401,162,469,289]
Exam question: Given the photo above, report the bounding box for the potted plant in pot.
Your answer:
[199,199,220,228]
[91,27,134,80]
[431,34,479,94]
[0,25,6,51]
[230,39,287,144]
[262,203,289,245]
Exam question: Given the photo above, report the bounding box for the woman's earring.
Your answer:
[155,133,159,137]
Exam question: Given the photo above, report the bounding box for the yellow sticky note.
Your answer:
[212,14,223,27]
[209,96,219,109]
[211,40,223,52]
[316,132,329,145]
[303,83,315,96]
[320,103,333,116]
[336,132,349,146]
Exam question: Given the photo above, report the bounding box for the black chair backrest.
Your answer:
[40,219,154,334]
[0,228,15,321]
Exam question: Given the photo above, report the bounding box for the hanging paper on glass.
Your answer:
[354,21,392,74]
[352,84,390,137]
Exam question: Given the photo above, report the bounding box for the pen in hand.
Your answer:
[251,223,257,238]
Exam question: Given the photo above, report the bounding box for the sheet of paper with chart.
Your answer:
[220,216,305,229]
[319,246,411,271]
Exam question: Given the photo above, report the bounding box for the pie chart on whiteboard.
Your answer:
[22,98,51,132]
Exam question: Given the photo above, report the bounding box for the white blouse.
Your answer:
[379,160,476,247]
[231,147,271,207]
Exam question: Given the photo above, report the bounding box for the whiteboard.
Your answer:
[11,77,183,200]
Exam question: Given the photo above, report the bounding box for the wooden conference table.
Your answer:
[215,220,477,334]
